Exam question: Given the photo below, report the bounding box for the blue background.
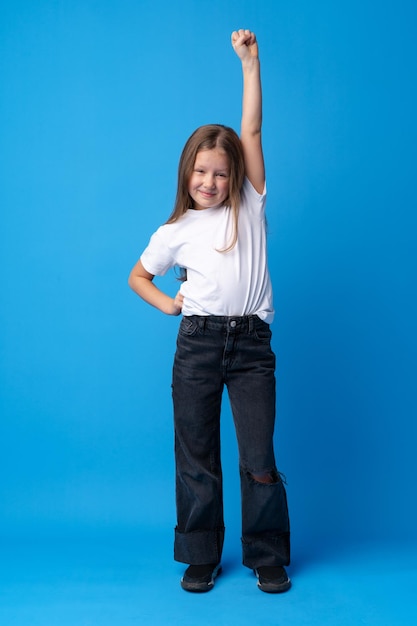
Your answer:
[1,1,417,624]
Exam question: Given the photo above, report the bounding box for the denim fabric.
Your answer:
[172,315,290,569]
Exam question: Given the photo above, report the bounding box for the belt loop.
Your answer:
[248,316,254,333]
[198,316,206,330]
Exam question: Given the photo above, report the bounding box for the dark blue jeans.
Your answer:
[172,315,290,569]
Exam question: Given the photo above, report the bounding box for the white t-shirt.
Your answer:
[140,178,274,323]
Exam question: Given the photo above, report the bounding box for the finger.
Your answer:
[232,29,247,45]
[243,30,256,46]
[240,30,255,47]
[248,32,256,46]
[231,30,243,48]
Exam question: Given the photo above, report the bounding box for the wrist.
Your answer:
[241,56,259,71]
[163,296,182,316]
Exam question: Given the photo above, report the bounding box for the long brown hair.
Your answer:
[166,124,245,251]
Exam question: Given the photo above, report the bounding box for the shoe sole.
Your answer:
[181,565,222,592]
[255,571,292,594]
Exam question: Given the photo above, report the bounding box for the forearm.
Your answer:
[241,56,262,137]
[128,272,182,316]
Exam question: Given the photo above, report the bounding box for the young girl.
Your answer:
[128,29,290,594]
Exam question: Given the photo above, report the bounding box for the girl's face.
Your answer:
[188,148,230,210]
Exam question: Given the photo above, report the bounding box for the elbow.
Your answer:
[127,271,136,291]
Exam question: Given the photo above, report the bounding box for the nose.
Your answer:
[203,173,215,188]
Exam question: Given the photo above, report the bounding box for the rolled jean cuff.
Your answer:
[242,531,291,569]
[174,527,225,565]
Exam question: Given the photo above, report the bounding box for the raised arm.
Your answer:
[231,29,265,194]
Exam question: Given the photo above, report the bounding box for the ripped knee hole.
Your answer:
[250,470,279,485]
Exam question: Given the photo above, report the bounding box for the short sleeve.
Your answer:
[241,177,267,217]
[140,230,176,276]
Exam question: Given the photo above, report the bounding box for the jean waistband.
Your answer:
[183,314,264,331]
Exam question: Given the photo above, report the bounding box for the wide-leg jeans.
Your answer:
[172,315,290,569]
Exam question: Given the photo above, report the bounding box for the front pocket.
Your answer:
[178,316,200,337]
[253,319,272,343]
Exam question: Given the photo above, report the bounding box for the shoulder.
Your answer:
[154,215,189,240]
[154,210,214,245]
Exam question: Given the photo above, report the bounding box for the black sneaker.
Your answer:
[181,563,222,592]
[254,566,291,593]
